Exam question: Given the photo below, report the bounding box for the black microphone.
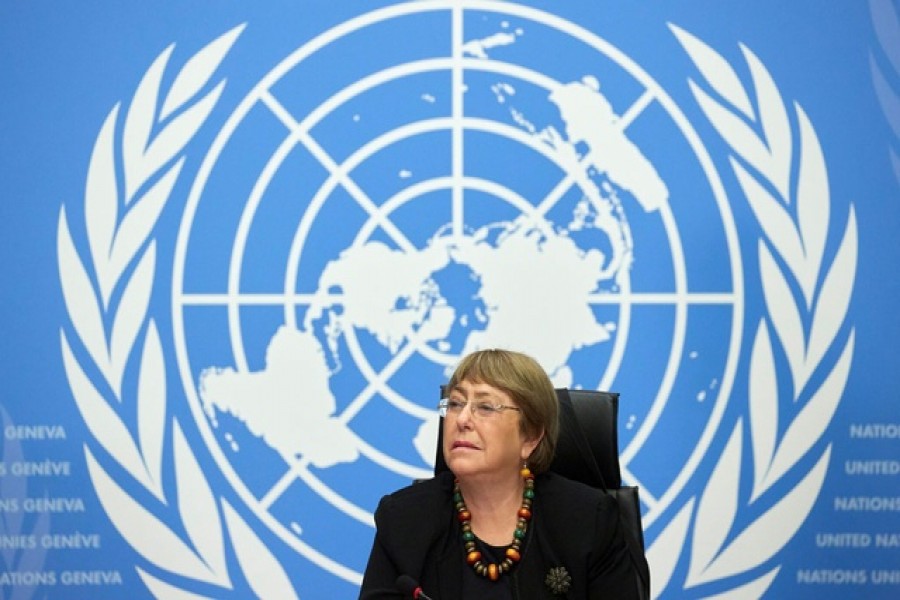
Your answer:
[395,575,434,600]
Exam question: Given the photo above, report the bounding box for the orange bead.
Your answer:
[518,507,532,520]
[520,467,532,478]
[488,563,499,581]
[505,548,521,562]
[457,510,471,522]
[466,551,482,565]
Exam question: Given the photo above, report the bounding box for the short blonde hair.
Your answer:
[446,349,559,473]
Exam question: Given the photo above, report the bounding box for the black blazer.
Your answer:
[359,471,642,599]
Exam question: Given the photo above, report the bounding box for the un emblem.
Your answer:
[59,1,856,597]
[176,0,739,583]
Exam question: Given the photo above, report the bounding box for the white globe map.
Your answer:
[198,77,666,471]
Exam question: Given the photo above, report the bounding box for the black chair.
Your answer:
[435,387,650,599]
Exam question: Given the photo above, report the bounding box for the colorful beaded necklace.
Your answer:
[454,467,535,581]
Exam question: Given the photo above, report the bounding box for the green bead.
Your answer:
[524,489,534,499]
[463,531,475,542]
[514,528,525,539]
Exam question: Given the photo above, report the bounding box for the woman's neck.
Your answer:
[458,473,525,546]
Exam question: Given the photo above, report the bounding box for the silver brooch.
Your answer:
[544,566,572,595]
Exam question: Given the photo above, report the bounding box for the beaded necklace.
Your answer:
[454,467,535,581]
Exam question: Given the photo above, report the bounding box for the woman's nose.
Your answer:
[455,403,474,427]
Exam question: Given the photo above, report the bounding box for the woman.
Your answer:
[360,349,641,599]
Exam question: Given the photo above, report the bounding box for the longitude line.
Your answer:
[262,89,415,253]
[451,6,464,237]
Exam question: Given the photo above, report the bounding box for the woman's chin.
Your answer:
[446,456,481,478]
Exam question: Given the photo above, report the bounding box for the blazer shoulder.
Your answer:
[373,471,454,554]
[381,471,453,506]
[375,471,454,526]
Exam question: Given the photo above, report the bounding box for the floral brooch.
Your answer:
[544,566,572,595]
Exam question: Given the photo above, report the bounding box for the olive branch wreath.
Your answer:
[57,26,300,598]
[868,0,900,187]
[644,27,858,598]
[0,409,51,600]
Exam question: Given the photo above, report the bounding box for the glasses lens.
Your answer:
[439,399,470,417]
[485,403,507,418]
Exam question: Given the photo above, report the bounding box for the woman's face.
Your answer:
[442,379,541,483]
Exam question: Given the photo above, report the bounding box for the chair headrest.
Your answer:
[551,388,622,489]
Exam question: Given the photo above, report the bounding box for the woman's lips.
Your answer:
[452,441,479,450]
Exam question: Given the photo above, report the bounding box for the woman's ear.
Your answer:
[521,428,544,461]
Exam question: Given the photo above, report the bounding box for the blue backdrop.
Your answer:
[1,1,898,598]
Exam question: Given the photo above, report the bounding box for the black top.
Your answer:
[462,538,514,599]
[359,471,642,599]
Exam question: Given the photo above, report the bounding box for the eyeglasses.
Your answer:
[437,399,522,419]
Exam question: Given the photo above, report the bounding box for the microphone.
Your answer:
[395,575,434,600]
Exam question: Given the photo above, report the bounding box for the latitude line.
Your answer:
[530,96,652,220]
[260,458,306,511]
[588,292,736,305]
[178,292,341,306]
[618,88,655,131]
[533,87,656,219]
[259,89,416,253]
[258,348,434,519]
[337,339,420,425]
[534,153,597,217]
[261,456,375,527]
[178,291,736,306]
[620,466,657,508]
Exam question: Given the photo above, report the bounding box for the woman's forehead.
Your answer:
[451,379,508,397]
